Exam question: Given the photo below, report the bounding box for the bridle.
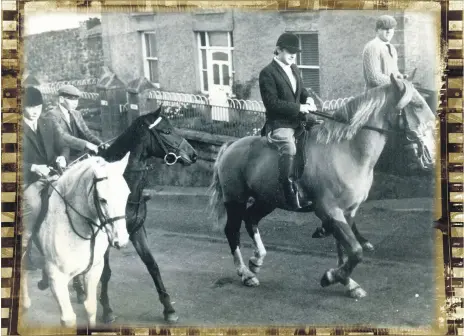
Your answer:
[43,164,127,274]
[307,81,434,170]
[144,117,188,166]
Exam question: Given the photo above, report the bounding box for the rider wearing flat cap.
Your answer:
[362,15,408,90]
[259,32,318,210]
[22,86,68,268]
[45,84,106,163]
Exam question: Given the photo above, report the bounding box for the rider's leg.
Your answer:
[22,179,46,270]
[270,128,310,210]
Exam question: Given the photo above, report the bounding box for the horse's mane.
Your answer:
[58,157,103,199]
[103,109,162,162]
[310,85,391,144]
[103,117,146,162]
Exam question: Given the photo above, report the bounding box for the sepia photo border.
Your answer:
[1,0,463,335]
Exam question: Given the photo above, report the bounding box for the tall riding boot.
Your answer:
[278,154,302,209]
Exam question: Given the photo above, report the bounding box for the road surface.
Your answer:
[20,195,436,329]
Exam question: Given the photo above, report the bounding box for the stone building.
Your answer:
[100,9,439,101]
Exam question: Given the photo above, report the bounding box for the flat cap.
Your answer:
[58,84,82,97]
[23,86,43,107]
[376,15,397,30]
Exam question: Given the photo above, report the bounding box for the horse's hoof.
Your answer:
[164,312,179,323]
[61,318,76,328]
[243,276,260,287]
[37,280,49,291]
[362,242,374,252]
[249,260,261,274]
[348,286,367,299]
[320,269,335,288]
[77,293,87,304]
[102,312,117,324]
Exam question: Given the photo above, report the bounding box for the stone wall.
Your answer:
[144,128,434,200]
[24,24,104,82]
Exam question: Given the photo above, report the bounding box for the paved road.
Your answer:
[21,196,436,330]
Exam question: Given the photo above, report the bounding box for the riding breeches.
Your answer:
[267,127,296,156]
[22,177,58,249]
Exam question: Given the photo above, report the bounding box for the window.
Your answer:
[196,31,234,95]
[141,31,160,87]
[295,33,320,95]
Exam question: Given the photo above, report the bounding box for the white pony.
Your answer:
[22,153,131,327]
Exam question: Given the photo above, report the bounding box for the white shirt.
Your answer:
[24,118,37,133]
[59,104,71,124]
[274,56,297,93]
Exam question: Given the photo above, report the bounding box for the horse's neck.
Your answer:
[52,191,98,239]
[124,156,149,197]
[350,130,387,170]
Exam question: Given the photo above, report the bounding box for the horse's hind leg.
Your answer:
[352,222,374,251]
[99,248,116,324]
[244,201,274,275]
[73,275,86,304]
[83,262,105,328]
[48,268,76,327]
[225,201,259,287]
[131,227,178,323]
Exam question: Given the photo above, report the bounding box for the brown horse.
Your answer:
[209,74,435,298]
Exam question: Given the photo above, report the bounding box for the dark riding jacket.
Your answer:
[23,116,68,187]
[259,60,310,130]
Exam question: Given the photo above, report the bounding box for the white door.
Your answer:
[207,49,232,98]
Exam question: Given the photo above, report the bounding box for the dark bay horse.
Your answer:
[38,106,197,323]
[98,107,197,323]
[209,74,436,298]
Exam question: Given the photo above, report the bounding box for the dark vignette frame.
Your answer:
[1,0,462,335]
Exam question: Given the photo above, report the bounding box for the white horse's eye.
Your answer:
[99,198,107,204]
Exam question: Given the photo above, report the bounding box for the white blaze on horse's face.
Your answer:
[94,153,131,248]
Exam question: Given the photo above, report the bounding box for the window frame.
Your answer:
[294,32,320,94]
[141,31,160,88]
[196,31,235,95]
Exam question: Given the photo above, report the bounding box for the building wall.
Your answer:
[24,26,104,82]
[101,12,199,91]
[101,10,433,102]
[403,9,441,91]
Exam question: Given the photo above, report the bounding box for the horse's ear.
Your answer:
[112,151,130,175]
[390,73,405,94]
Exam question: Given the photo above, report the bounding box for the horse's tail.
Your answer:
[208,140,236,232]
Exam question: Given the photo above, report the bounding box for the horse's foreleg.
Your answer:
[319,209,366,298]
[83,262,105,328]
[244,202,274,275]
[99,248,116,324]
[20,252,31,310]
[48,268,76,327]
[225,202,258,287]
[131,227,178,323]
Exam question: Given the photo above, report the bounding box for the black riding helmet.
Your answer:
[276,33,301,53]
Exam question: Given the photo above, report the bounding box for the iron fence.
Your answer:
[153,98,266,138]
[147,90,354,138]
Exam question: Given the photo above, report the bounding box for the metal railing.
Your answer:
[147,90,353,138]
